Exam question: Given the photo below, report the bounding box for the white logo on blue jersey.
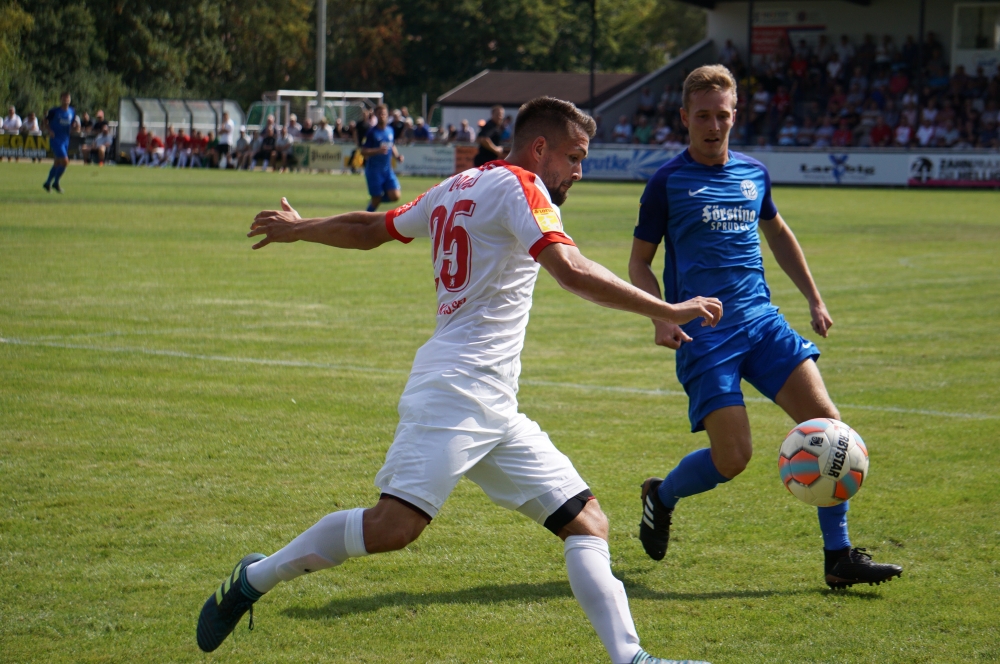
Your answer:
[740,179,758,200]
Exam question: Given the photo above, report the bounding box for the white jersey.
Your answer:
[3,114,21,134]
[385,161,575,377]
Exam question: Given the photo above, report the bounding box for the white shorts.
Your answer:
[374,367,589,524]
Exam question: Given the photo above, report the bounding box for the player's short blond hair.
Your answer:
[682,65,738,110]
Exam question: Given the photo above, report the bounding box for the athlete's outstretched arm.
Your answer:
[628,238,693,349]
[538,243,722,327]
[248,198,393,250]
[758,212,833,337]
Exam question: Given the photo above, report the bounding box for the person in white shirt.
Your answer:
[92,124,114,164]
[915,117,936,147]
[4,106,23,162]
[286,113,302,139]
[198,96,721,664]
[894,116,913,147]
[455,119,476,142]
[3,106,22,134]
[312,118,333,143]
[215,112,235,167]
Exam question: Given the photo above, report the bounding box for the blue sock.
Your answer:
[366,202,377,212]
[657,448,730,508]
[817,501,851,551]
[45,165,59,185]
[53,165,66,185]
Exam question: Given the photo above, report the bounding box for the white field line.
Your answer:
[2,336,997,421]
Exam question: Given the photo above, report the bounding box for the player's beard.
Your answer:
[544,175,573,206]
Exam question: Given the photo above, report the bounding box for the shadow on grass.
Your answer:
[282,579,882,619]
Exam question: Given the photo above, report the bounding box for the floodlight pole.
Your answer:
[589,0,597,116]
[316,0,327,120]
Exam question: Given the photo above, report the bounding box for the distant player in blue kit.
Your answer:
[361,104,404,212]
[43,92,77,193]
[628,65,903,589]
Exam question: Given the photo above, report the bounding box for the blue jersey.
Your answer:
[46,106,76,142]
[634,149,779,337]
[363,125,394,171]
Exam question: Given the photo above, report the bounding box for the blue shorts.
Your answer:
[52,139,69,160]
[675,312,821,432]
[366,167,400,198]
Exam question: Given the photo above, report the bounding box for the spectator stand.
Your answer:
[593,38,716,140]
[118,98,244,163]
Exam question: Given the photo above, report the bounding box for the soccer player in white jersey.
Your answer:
[197,97,722,664]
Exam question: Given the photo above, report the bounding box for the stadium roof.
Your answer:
[437,70,642,108]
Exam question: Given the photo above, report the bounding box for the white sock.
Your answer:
[564,536,642,664]
[245,508,368,594]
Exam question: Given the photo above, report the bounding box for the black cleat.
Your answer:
[43,183,51,192]
[639,477,673,561]
[825,547,903,589]
[197,553,267,652]
[54,183,63,193]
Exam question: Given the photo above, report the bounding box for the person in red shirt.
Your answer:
[772,85,791,118]
[131,125,149,165]
[831,119,853,147]
[869,115,892,147]
[147,133,165,166]
[163,126,178,167]
[176,128,191,167]
[189,130,206,167]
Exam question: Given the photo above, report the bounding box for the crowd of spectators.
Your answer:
[606,32,1000,150]
[3,105,47,162]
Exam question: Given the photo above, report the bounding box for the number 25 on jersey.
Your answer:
[431,199,476,292]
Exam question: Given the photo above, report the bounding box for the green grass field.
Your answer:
[2,163,998,663]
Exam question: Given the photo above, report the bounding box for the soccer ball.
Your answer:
[778,418,869,507]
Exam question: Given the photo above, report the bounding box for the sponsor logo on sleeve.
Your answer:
[532,207,562,233]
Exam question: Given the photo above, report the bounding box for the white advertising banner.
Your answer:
[908,153,1000,187]
[390,144,999,188]
[581,145,683,181]
[744,150,909,186]
[396,144,456,177]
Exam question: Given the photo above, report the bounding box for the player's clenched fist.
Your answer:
[671,296,723,327]
[248,197,302,249]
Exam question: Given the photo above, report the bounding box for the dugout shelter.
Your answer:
[117,98,245,158]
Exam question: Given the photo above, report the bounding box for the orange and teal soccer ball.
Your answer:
[778,418,869,507]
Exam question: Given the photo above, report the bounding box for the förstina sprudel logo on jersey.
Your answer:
[740,180,758,200]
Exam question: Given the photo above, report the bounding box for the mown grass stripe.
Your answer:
[3,336,995,421]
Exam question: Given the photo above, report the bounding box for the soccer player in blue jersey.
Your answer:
[361,104,404,212]
[628,65,902,589]
[43,92,77,193]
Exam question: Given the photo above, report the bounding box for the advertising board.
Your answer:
[396,145,457,176]
[581,146,682,181]
[0,134,51,159]
[746,150,908,186]
[908,154,1000,187]
[308,144,343,171]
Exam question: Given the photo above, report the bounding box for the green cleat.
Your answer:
[196,553,267,652]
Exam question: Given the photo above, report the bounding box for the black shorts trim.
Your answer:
[379,493,433,521]
[543,489,595,535]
